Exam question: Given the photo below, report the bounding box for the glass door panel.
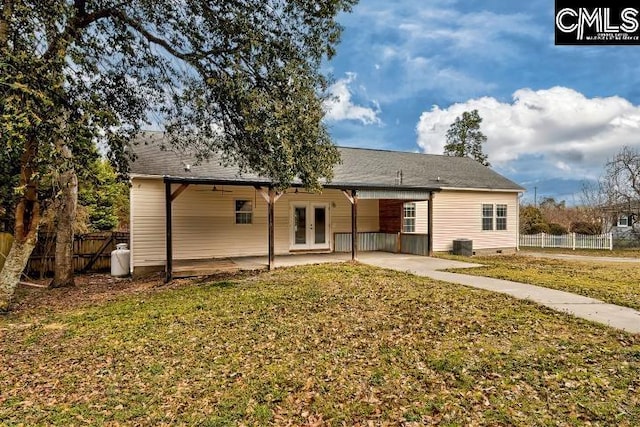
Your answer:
[314,207,326,244]
[294,207,306,244]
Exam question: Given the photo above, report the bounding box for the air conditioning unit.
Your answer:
[452,239,473,256]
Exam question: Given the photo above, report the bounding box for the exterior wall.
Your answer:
[431,190,519,252]
[379,200,402,232]
[379,200,428,234]
[130,178,379,269]
[415,201,428,234]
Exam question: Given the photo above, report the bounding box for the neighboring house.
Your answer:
[606,212,638,240]
[129,132,524,278]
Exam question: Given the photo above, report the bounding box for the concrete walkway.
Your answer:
[357,252,640,334]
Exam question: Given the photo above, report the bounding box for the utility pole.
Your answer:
[534,186,537,207]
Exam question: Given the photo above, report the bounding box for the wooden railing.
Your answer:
[334,232,429,256]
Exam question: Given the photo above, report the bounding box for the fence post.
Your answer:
[572,232,576,250]
[609,232,613,251]
[541,232,545,249]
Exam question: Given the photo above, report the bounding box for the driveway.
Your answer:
[357,252,640,334]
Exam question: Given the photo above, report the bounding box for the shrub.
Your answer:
[548,223,568,235]
[570,221,602,235]
[527,222,550,234]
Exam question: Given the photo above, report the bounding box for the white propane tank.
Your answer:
[111,243,130,277]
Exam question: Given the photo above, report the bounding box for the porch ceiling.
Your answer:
[357,189,431,200]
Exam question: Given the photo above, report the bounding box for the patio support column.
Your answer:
[164,182,189,282]
[268,187,275,271]
[165,180,173,282]
[351,189,358,261]
[428,192,434,256]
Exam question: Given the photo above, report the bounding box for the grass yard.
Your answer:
[519,247,640,258]
[445,254,640,311]
[1,263,639,426]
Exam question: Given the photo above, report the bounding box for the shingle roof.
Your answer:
[130,131,523,192]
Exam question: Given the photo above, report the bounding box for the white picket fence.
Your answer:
[519,232,613,250]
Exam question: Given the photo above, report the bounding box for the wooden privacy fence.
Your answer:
[0,232,13,273]
[26,231,130,277]
[334,232,430,256]
[519,232,613,251]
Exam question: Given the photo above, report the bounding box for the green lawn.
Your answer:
[519,247,640,257]
[1,264,639,426]
[445,254,640,311]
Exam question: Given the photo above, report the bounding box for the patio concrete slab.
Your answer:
[357,252,640,334]
[233,253,352,270]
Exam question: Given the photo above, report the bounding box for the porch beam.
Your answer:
[428,192,434,256]
[256,186,284,204]
[341,190,354,204]
[351,189,358,261]
[170,183,189,202]
[165,180,173,282]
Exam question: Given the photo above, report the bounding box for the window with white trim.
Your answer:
[235,200,253,224]
[482,204,493,231]
[403,202,416,233]
[618,215,630,227]
[496,204,507,230]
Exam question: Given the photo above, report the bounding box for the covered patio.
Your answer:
[164,177,434,281]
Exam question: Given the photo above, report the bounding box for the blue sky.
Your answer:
[322,0,640,204]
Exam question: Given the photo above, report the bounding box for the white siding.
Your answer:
[432,191,519,252]
[130,178,379,268]
[415,201,428,234]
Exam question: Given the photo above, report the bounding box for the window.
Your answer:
[403,202,416,233]
[482,204,493,231]
[618,215,630,227]
[496,204,507,230]
[235,200,253,224]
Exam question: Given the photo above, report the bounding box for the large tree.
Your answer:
[599,146,640,227]
[0,0,355,311]
[443,109,490,167]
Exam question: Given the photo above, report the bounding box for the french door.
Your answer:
[290,202,330,250]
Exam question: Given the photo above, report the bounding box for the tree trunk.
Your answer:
[51,169,77,288]
[0,233,36,311]
[0,139,40,313]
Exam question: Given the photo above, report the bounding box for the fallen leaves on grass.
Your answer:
[1,263,639,425]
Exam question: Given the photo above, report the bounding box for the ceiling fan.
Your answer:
[194,185,233,195]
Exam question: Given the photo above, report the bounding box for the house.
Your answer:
[129,132,524,278]
[603,209,638,242]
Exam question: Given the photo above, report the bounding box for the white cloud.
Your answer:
[338,2,543,104]
[324,72,382,125]
[416,87,640,178]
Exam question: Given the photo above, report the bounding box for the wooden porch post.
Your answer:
[164,182,190,282]
[351,189,358,261]
[268,187,275,270]
[428,192,434,256]
[165,180,173,282]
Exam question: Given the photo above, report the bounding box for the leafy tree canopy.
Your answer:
[1,0,356,191]
[79,158,128,231]
[443,109,490,167]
